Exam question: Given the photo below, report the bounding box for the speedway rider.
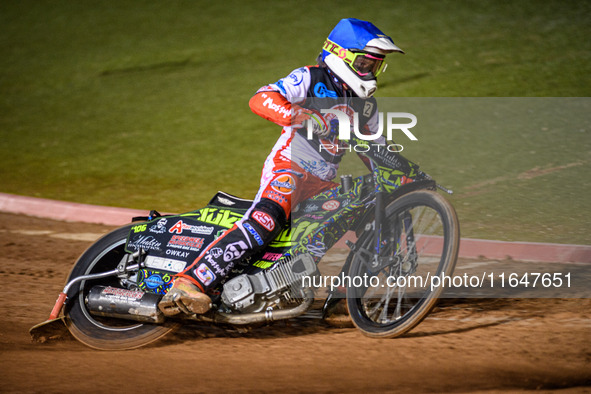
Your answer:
[159,18,405,316]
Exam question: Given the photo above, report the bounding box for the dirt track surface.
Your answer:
[0,212,589,393]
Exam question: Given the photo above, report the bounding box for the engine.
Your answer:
[221,253,317,313]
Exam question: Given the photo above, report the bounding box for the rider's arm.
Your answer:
[249,67,312,127]
[249,91,293,127]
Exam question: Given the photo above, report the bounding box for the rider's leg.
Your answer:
[159,163,338,316]
[158,165,293,316]
[178,196,288,287]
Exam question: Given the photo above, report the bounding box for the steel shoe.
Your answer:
[158,277,212,317]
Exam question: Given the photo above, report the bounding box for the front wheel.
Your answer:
[64,224,178,350]
[347,190,460,338]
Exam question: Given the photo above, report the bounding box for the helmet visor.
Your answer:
[351,51,386,77]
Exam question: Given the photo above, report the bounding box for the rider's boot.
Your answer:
[159,277,212,316]
[159,198,286,316]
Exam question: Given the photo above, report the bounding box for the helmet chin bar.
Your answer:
[325,54,377,98]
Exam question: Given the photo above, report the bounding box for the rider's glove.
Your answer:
[292,106,334,138]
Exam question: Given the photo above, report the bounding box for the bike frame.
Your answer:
[278,139,443,307]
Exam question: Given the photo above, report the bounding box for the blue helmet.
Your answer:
[321,18,403,97]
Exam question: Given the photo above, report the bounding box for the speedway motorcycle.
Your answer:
[31,137,459,350]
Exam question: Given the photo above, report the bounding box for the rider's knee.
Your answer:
[242,198,287,242]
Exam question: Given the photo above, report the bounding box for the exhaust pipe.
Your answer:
[87,285,314,326]
[193,288,315,325]
[86,286,165,323]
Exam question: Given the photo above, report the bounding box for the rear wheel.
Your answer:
[347,190,459,338]
[64,225,178,350]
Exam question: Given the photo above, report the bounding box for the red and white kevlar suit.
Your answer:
[177,64,382,292]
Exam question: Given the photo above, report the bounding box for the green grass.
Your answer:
[1,0,590,244]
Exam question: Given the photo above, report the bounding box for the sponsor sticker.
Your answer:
[167,235,205,251]
[303,204,320,213]
[252,211,275,232]
[127,235,162,252]
[195,263,216,286]
[261,94,291,119]
[322,200,340,211]
[137,269,174,294]
[217,197,236,206]
[166,249,190,258]
[169,220,214,235]
[243,222,264,246]
[149,218,168,234]
[102,286,144,300]
[204,249,226,275]
[223,241,248,262]
[262,252,283,261]
[209,247,223,259]
[270,174,296,195]
[144,274,165,289]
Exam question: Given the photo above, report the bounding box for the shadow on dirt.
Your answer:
[150,298,538,347]
[152,318,332,348]
[406,298,555,338]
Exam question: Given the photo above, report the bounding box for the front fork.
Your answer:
[374,190,386,257]
[321,183,415,315]
[374,189,417,274]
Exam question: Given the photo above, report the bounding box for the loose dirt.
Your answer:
[0,212,589,393]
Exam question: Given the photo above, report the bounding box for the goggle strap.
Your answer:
[323,39,356,66]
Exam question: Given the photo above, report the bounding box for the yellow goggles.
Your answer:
[323,39,387,77]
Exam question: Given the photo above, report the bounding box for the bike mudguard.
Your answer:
[124,192,247,294]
